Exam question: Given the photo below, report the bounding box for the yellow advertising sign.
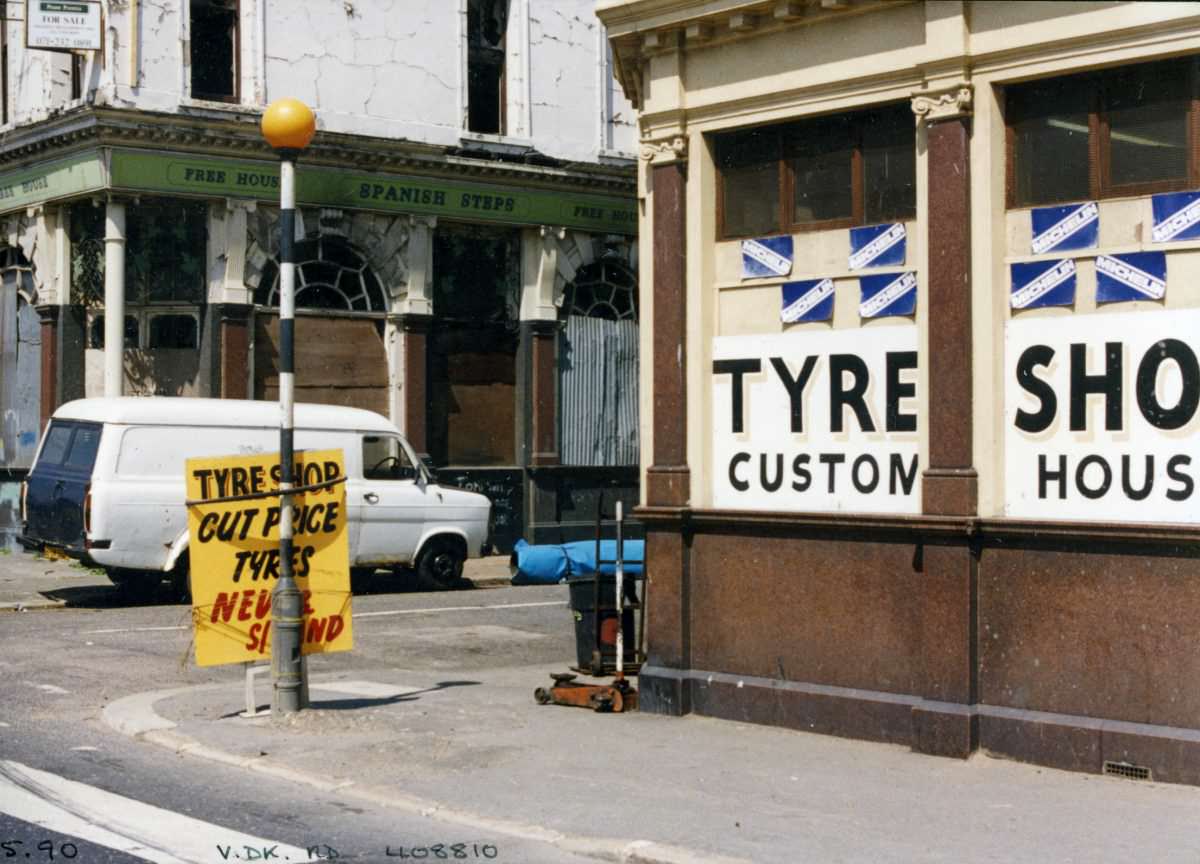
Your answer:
[185,449,353,667]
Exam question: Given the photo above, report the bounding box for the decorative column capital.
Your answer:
[911,83,973,124]
[640,134,688,165]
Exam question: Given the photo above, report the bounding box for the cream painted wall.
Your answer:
[616,0,1200,516]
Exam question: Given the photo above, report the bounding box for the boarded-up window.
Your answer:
[429,224,519,466]
[560,259,639,466]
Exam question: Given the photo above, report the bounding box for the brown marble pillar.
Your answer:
[921,110,977,516]
[401,313,432,458]
[36,306,59,432]
[529,320,559,466]
[645,159,689,507]
[217,303,252,399]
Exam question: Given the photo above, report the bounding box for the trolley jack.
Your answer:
[535,672,638,713]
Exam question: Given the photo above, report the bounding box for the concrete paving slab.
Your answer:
[102,663,1200,864]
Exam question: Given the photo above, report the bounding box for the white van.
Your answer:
[20,398,491,595]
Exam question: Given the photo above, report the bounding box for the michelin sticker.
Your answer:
[1010,259,1076,310]
[849,223,906,271]
[741,236,794,279]
[859,272,917,320]
[1151,191,1200,244]
[1096,252,1166,304]
[781,278,835,324]
[1030,202,1099,255]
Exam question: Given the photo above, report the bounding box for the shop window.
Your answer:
[148,314,198,349]
[429,224,520,466]
[715,102,916,239]
[1007,56,1198,208]
[467,0,507,134]
[70,201,207,307]
[88,315,139,350]
[190,0,239,102]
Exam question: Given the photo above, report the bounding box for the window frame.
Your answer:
[1005,55,1200,210]
[715,102,916,241]
[188,0,241,104]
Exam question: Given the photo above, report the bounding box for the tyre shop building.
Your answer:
[0,1,640,553]
[599,0,1200,783]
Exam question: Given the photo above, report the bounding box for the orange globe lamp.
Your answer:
[261,98,316,152]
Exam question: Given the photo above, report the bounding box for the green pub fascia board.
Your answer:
[108,149,637,235]
[0,151,107,214]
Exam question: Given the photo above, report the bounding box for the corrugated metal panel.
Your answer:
[560,316,639,466]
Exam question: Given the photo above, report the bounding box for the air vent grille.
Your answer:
[1103,761,1151,781]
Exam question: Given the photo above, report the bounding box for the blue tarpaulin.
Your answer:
[510,539,645,585]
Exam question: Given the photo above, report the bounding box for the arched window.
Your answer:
[254,236,387,312]
[564,258,637,320]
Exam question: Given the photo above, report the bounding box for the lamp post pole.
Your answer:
[261,99,315,715]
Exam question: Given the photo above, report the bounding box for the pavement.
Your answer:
[6,549,1200,863]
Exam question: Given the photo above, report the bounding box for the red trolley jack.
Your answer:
[534,671,638,713]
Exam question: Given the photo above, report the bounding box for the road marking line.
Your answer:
[0,760,311,864]
[24,682,70,695]
[79,600,566,635]
[69,746,100,752]
[354,600,565,619]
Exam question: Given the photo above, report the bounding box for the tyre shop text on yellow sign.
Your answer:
[185,449,353,667]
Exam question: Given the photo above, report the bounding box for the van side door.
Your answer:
[350,434,427,567]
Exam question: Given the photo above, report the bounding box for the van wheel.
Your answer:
[108,569,159,603]
[414,538,465,591]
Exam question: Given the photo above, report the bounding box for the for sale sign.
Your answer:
[712,327,920,514]
[26,1,102,50]
[185,449,353,667]
[1006,308,1200,522]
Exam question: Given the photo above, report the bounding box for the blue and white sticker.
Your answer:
[741,236,794,279]
[1010,259,1076,310]
[1030,202,1099,255]
[849,223,906,270]
[859,272,916,319]
[1151,191,1200,243]
[1096,252,1166,303]
[781,278,834,324]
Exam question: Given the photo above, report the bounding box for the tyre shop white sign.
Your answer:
[712,328,920,514]
[1006,307,1200,523]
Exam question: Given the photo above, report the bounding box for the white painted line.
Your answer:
[309,680,420,700]
[69,746,100,752]
[354,600,565,619]
[25,682,70,695]
[80,600,564,635]
[0,760,312,864]
[0,721,9,728]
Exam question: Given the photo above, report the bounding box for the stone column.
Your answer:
[643,135,690,507]
[394,216,435,459]
[913,84,976,517]
[36,305,59,432]
[103,199,126,397]
[909,82,978,759]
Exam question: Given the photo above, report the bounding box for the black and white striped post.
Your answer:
[261,98,316,715]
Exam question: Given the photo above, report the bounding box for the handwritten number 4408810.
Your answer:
[386,844,499,859]
[1,841,79,859]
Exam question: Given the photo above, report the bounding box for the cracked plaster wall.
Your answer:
[7,1,635,162]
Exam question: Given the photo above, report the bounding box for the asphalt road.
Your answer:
[0,579,585,864]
